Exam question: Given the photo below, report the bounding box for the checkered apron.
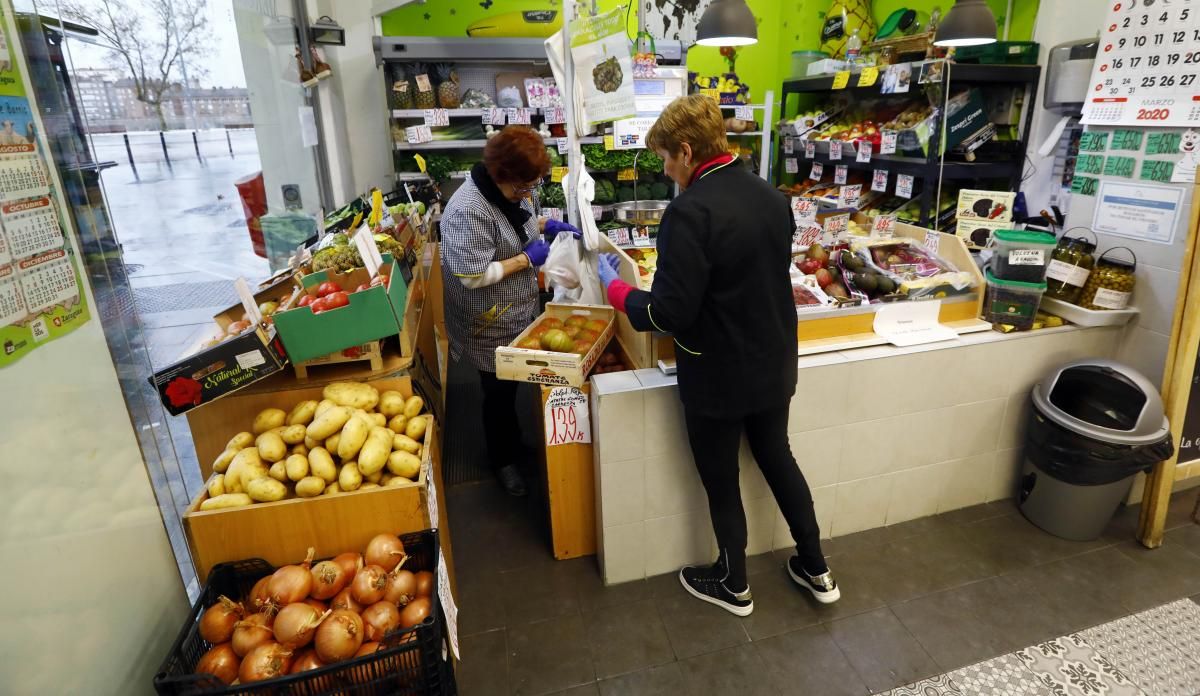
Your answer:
[440,175,542,371]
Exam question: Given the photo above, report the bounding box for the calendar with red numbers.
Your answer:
[1082,0,1200,127]
[2,196,60,259]
[17,248,77,314]
[0,143,49,199]
[0,263,25,326]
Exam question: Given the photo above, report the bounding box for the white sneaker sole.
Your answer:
[787,564,841,604]
[678,570,754,617]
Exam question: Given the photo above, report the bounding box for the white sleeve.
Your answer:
[457,261,506,289]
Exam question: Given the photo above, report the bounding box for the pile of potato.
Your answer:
[200,382,430,510]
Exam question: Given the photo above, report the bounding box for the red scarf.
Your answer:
[688,153,735,186]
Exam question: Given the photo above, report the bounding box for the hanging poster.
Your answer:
[570,7,636,128]
[1091,180,1183,244]
[1081,1,1200,127]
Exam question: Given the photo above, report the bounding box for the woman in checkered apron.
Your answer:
[440,127,579,496]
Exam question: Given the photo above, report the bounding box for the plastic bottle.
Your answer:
[846,27,862,64]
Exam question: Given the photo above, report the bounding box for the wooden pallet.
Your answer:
[292,339,384,379]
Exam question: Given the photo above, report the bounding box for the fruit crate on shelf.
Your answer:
[154,529,455,696]
[292,339,385,380]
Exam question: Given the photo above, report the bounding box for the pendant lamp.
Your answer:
[696,0,758,46]
[933,0,997,47]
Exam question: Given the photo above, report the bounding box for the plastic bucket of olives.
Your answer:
[1077,247,1136,311]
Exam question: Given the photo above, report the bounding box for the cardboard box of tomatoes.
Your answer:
[272,254,409,363]
[496,303,615,387]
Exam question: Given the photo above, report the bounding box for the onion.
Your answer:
[383,568,417,606]
[310,560,349,600]
[364,534,407,572]
[350,565,389,605]
[273,603,331,649]
[231,613,274,657]
[414,571,434,598]
[267,548,315,612]
[248,576,272,612]
[199,595,243,644]
[362,601,401,641]
[399,597,431,628]
[333,551,363,578]
[355,641,383,657]
[331,587,363,614]
[290,648,324,674]
[314,609,364,662]
[239,641,293,683]
[195,642,239,685]
[304,598,329,613]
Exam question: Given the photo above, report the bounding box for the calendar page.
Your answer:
[3,195,59,258]
[17,248,78,314]
[1082,0,1200,127]
[0,262,25,326]
[0,144,49,199]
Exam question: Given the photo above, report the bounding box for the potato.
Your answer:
[358,426,393,476]
[206,473,225,498]
[370,413,387,427]
[387,414,408,434]
[304,436,320,450]
[306,406,352,440]
[387,450,422,479]
[295,476,325,498]
[323,381,380,411]
[338,462,363,491]
[268,460,288,482]
[405,416,428,442]
[325,433,341,453]
[256,431,287,462]
[287,400,319,426]
[403,395,425,419]
[314,399,336,417]
[285,453,310,482]
[360,482,381,490]
[226,448,264,494]
[338,415,371,461]
[379,391,407,418]
[291,443,309,457]
[226,431,254,451]
[386,475,412,487]
[200,493,252,510]
[247,477,288,503]
[279,424,307,445]
[323,482,342,496]
[212,447,238,474]
[392,434,421,454]
[365,469,383,484]
[253,408,287,435]
[308,447,337,483]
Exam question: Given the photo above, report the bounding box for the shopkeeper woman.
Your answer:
[598,95,839,615]
[441,126,579,497]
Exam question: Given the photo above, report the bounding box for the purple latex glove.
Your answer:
[598,253,621,288]
[544,219,582,240]
[523,239,551,267]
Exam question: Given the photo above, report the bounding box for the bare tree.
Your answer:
[62,0,208,130]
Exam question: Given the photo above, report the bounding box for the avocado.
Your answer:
[876,275,896,294]
[853,272,877,293]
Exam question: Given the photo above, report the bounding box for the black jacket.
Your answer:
[624,161,798,418]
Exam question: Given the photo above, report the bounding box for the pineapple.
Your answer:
[820,0,876,62]
[411,62,436,109]
[391,64,414,109]
[435,63,461,109]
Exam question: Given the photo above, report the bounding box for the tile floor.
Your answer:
[445,481,1200,696]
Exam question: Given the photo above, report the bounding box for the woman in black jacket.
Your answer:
[598,94,839,616]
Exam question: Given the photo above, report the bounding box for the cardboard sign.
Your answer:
[544,106,566,124]
[805,141,816,159]
[791,197,817,223]
[734,105,754,121]
[873,300,956,347]
[404,125,432,144]
[234,278,263,326]
[823,213,849,244]
[551,166,569,183]
[544,387,592,445]
[857,66,879,87]
[872,213,897,238]
[556,137,568,154]
[831,71,851,89]
[795,222,822,248]
[924,229,941,253]
[507,107,532,125]
[482,107,506,125]
[838,184,861,209]
[785,158,799,174]
[783,137,795,154]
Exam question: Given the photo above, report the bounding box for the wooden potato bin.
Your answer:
[184,375,447,581]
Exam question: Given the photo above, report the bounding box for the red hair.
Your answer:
[483,127,550,185]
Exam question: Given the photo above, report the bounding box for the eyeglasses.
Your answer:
[512,180,541,195]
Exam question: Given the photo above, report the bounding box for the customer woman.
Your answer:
[441,126,578,497]
[598,95,838,614]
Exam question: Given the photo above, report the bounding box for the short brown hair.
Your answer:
[645,94,728,163]
[483,127,550,185]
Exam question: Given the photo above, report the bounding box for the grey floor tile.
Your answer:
[886,514,957,541]
[826,607,940,694]
[644,571,681,600]
[497,557,585,626]
[582,599,674,680]
[1007,548,1134,633]
[456,629,508,696]
[596,663,687,696]
[507,614,596,696]
[575,576,653,615]
[1170,524,1200,557]
[754,624,870,695]
[677,643,776,696]
[655,589,751,659]
[821,525,899,557]
[738,566,823,640]
[456,568,508,637]
[938,502,1009,526]
[892,583,1011,673]
[957,513,1106,576]
[805,548,891,623]
[1165,490,1199,531]
[952,576,1071,652]
[745,551,783,576]
[1112,539,1200,611]
[547,685,600,696]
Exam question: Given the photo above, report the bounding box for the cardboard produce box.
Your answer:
[495,303,615,387]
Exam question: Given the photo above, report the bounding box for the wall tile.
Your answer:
[935,452,996,513]
[745,496,780,555]
[600,521,646,585]
[1117,326,1170,390]
[832,477,893,536]
[644,510,717,576]
[643,386,688,459]
[904,409,951,469]
[773,484,836,550]
[597,390,644,463]
[998,391,1032,452]
[1125,264,1180,337]
[989,448,1023,503]
[887,464,943,525]
[945,399,1006,460]
[599,456,645,529]
[788,362,851,432]
[844,351,961,420]
[644,453,707,519]
[789,426,842,489]
[839,414,910,482]
[952,340,1013,403]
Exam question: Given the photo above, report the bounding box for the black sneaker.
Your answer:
[497,465,527,497]
[678,563,754,616]
[787,557,840,604]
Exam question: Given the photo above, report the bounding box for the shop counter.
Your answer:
[589,325,1123,585]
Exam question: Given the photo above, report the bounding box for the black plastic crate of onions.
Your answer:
[153,529,455,695]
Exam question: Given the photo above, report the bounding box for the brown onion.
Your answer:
[331,587,363,614]
[364,534,407,572]
[314,609,364,662]
[309,560,348,600]
[414,571,434,598]
[355,641,383,657]
[362,601,401,642]
[231,613,274,657]
[248,576,272,612]
[304,597,329,613]
[383,568,417,606]
[333,551,363,578]
[195,642,239,685]
[267,548,315,612]
[239,641,293,683]
[350,565,389,605]
[199,596,243,644]
[273,603,331,649]
[399,597,431,628]
[290,648,324,674]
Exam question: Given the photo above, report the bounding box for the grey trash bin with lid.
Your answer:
[1018,359,1174,541]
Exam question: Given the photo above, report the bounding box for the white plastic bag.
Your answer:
[544,233,582,296]
[570,168,606,305]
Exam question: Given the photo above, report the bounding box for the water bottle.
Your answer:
[845,27,862,64]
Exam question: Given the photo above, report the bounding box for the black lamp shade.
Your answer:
[934,0,997,47]
[696,0,758,46]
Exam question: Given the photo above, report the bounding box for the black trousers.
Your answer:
[478,370,523,472]
[683,401,827,589]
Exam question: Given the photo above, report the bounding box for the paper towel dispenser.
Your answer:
[1045,39,1098,111]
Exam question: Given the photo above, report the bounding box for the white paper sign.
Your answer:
[425,447,438,530]
[607,227,631,246]
[482,107,506,125]
[823,213,849,244]
[896,174,915,198]
[785,158,799,174]
[857,141,873,162]
[591,205,605,220]
[805,141,816,159]
[556,137,568,154]
[880,130,898,154]
[809,162,824,181]
[404,125,433,144]
[834,165,848,186]
[924,229,941,253]
[423,109,450,127]
[436,548,460,660]
[829,140,843,160]
[234,277,262,326]
[794,222,822,248]
[873,300,957,347]
[838,184,861,209]
[872,169,889,193]
[1091,181,1183,245]
[353,226,385,278]
[545,387,592,445]
[544,106,567,124]
[783,137,795,154]
[791,197,817,223]
[731,106,752,121]
[872,214,897,238]
[299,106,318,148]
[507,107,532,125]
[613,117,657,150]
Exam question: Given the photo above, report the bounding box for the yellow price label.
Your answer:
[857,66,879,87]
[700,88,719,102]
[368,189,384,227]
[551,166,568,183]
[413,153,427,174]
[603,135,615,151]
[831,71,851,90]
[617,168,637,181]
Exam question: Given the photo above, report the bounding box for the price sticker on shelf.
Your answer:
[508,108,533,125]
[823,213,850,244]
[551,166,569,183]
[831,71,851,90]
[481,107,505,125]
[924,229,940,254]
[784,158,799,174]
[880,130,898,155]
[834,165,848,185]
[603,135,615,150]
[617,167,637,181]
[896,173,914,198]
[872,214,897,239]
[607,227,631,246]
[804,141,816,159]
[857,66,879,87]
[734,105,754,121]
[783,137,794,155]
[808,162,824,181]
[829,140,843,160]
[838,184,861,209]
[796,222,822,247]
[404,125,433,144]
[872,169,889,192]
[556,137,568,154]
[423,109,450,127]
[856,140,873,162]
[700,88,719,102]
[791,196,817,223]
[544,106,566,124]
[592,205,605,220]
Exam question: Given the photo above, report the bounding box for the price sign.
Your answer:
[1103,155,1136,178]
[1141,159,1176,183]
[791,197,816,223]
[617,167,637,181]
[857,66,879,87]
[871,169,889,192]
[880,130,898,154]
[834,165,848,185]
[592,205,605,220]
[1076,154,1105,175]
[1079,131,1108,152]
[783,137,795,154]
[838,184,861,209]
[551,166,569,183]
[1147,132,1182,155]
[823,213,850,244]
[1110,129,1143,151]
[857,141,872,162]
[544,106,566,124]
[436,548,460,660]
[542,207,564,221]
[785,158,799,174]
[607,227,631,246]
[544,388,591,444]
[604,135,615,150]
[872,213,897,238]
[734,106,754,121]
[809,162,824,181]
[804,141,816,159]
[896,173,915,198]
[556,137,568,154]
[404,125,432,144]
[481,107,505,125]
[831,71,851,90]
[924,229,941,254]
[829,140,843,160]
[414,74,432,92]
[423,109,449,127]
[506,108,532,125]
[1071,175,1100,196]
[795,223,822,247]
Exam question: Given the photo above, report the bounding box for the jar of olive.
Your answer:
[1077,247,1136,310]
[1045,231,1096,303]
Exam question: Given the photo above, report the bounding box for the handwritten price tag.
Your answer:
[831,71,851,90]
[809,162,824,181]
[834,165,848,185]
[783,137,795,155]
[481,108,506,125]
[556,137,568,154]
[924,230,941,254]
[872,169,889,192]
[857,66,879,87]
[603,135,615,150]
[838,184,861,209]
[551,166,568,183]
[423,109,450,127]
[896,173,914,198]
[805,141,816,159]
[734,105,754,121]
[607,227,631,246]
[856,141,872,162]
[592,205,605,220]
[880,130,898,154]
[796,223,822,247]
[404,125,433,144]
[617,167,637,181]
[872,214,897,238]
[544,387,591,446]
[823,213,850,244]
[830,140,843,160]
[507,108,532,125]
[544,106,566,124]
[791,197,816,223]
[785,158,799,174]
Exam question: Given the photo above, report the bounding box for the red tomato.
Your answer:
[355,283,371,293]
[310,297,329,313]
[297,294,315,308]
[323,291,350,310]
[370,274,391,288]
[315,281,342,297]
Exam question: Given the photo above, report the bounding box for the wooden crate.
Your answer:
[598,236,675,370]
[495,304,616,387]
[292,339,384,379]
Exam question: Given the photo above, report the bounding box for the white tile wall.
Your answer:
[1118,325,1171,390]
[788,362,851,432]
[935,452,997,513]
[644,453,707,518]
[745,496,780,555]
[832,476,893,536]
[644,510,717,576]
[990,448,1024,503]
[598,455,645,528]
[789,427,842,489]
[599,521,646,584]
[596,389,645,463]
[887,464,943,524]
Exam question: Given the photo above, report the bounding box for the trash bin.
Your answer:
[1018,359,1174,541]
